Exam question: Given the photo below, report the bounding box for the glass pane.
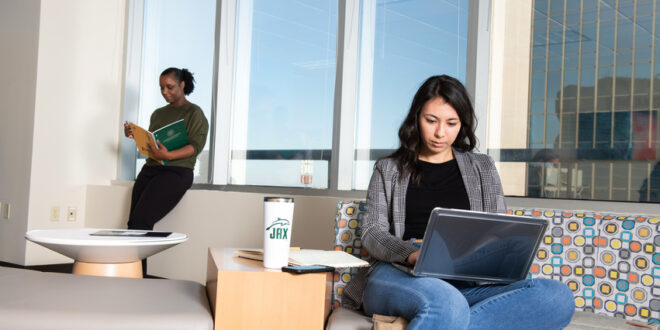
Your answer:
[353,0,469,190]
[612,162,629,188]
[600,4,616,22]
[637,0,653,17]
[636,47,652,63]
[561,113,577,143]
[581,67,595,87]
[582,7,598,23]
[595,112,612,143]
[633,95,650,110]
[536,0,549,14]
[636,16,653,48]
[546,108,560,147]
[532,71,547,99]
[489,0,660,203]
[632,162,649,201]
[547,71,562,99]
[616,49,633,66]
[566,11,580,25]
[581,23,597,53]
[534,28,548,46]
[618,2,635,18]
[563,98,577,113]
[581,97,595,112]
[597,96,612,111]
[530,115,545,144]
[532,100,546,114]
[550,0,564,14]
[634,63,652,94]
[599,21,615,50]
[599,51,614,67]
[231,0,337,188]
[565,38,579,54]
[613,112,631,142]
[578,113,594,148]
[533,56,547,71]
[138,0,216,183]
[581,52,596,67]
[598,68,613,96]
[548,55,563,70]
[615,65,632,96]
[615,95,631,110]
[616,19,633,50]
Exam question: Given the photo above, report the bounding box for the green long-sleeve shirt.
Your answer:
[145,102,209,169]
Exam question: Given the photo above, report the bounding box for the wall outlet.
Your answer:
[2,203,10,219]
[50,206,60,221]
[67,207,77,221]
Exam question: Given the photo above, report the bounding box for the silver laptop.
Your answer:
[394,207,547,283]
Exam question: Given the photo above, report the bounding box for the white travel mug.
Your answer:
[263,197,294,268]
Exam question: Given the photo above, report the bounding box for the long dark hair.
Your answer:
[160,67,195,95]
[388,75,477,182]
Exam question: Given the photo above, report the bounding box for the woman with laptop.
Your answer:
[342,75,574,329]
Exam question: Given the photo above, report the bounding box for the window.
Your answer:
[353,0,470,189]
[123,0,216,183]
[491,0,660,203]
[229,0,338,188]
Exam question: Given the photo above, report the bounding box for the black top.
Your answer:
[403,159,470,240]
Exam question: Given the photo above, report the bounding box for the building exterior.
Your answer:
[522,0,660,202]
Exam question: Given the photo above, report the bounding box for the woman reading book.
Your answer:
[124,67,208,273]
[341,75,574,329]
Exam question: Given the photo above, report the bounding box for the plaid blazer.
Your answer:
[342,148,507,309]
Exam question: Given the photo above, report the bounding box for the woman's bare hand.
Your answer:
[124,123,134,139]
[407,250,420,265]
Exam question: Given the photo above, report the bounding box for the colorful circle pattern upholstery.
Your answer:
[332,200,369,309]
[331,201,660,325]
[513,209,659,324]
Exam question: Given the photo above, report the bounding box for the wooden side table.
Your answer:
[206,248,332,330]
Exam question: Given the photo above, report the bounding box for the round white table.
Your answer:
[25,228,188,278]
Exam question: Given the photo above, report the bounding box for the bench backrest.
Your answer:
[332,200,660,324]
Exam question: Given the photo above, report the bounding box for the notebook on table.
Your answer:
[394,208,547,284]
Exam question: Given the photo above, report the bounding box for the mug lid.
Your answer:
[264,197,294,203]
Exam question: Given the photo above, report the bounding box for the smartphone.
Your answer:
[281,265,335,274]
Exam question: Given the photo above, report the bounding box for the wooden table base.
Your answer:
[73,260,143,278]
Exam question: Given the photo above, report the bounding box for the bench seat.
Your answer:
[0,266,213,330]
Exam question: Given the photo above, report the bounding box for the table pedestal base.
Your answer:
[73,260,143,278]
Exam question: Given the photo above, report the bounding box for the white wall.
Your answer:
[0,0,41,265]
[0,0,127,265]
[85,185,349,284]
[24,0,126,265]
[488,0,533,196]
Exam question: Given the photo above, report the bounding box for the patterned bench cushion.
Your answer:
[514,208,660,324]
[332,200,660,325]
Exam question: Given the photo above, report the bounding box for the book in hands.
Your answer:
[128,119,189,165]
[234,248,369,268]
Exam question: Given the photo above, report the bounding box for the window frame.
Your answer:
[121,0,657,211]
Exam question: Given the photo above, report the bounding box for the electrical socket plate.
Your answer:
[50,206,60,221]
[67,207,77,221]
[2,203,10,219]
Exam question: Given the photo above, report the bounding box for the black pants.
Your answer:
[127,165,193,275]
[128,165,193,230]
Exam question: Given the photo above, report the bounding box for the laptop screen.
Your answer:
[414,208,547,283]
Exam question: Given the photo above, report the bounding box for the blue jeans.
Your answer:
[363,263,575,330]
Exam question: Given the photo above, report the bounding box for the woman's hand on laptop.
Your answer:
[407,250,420,265]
